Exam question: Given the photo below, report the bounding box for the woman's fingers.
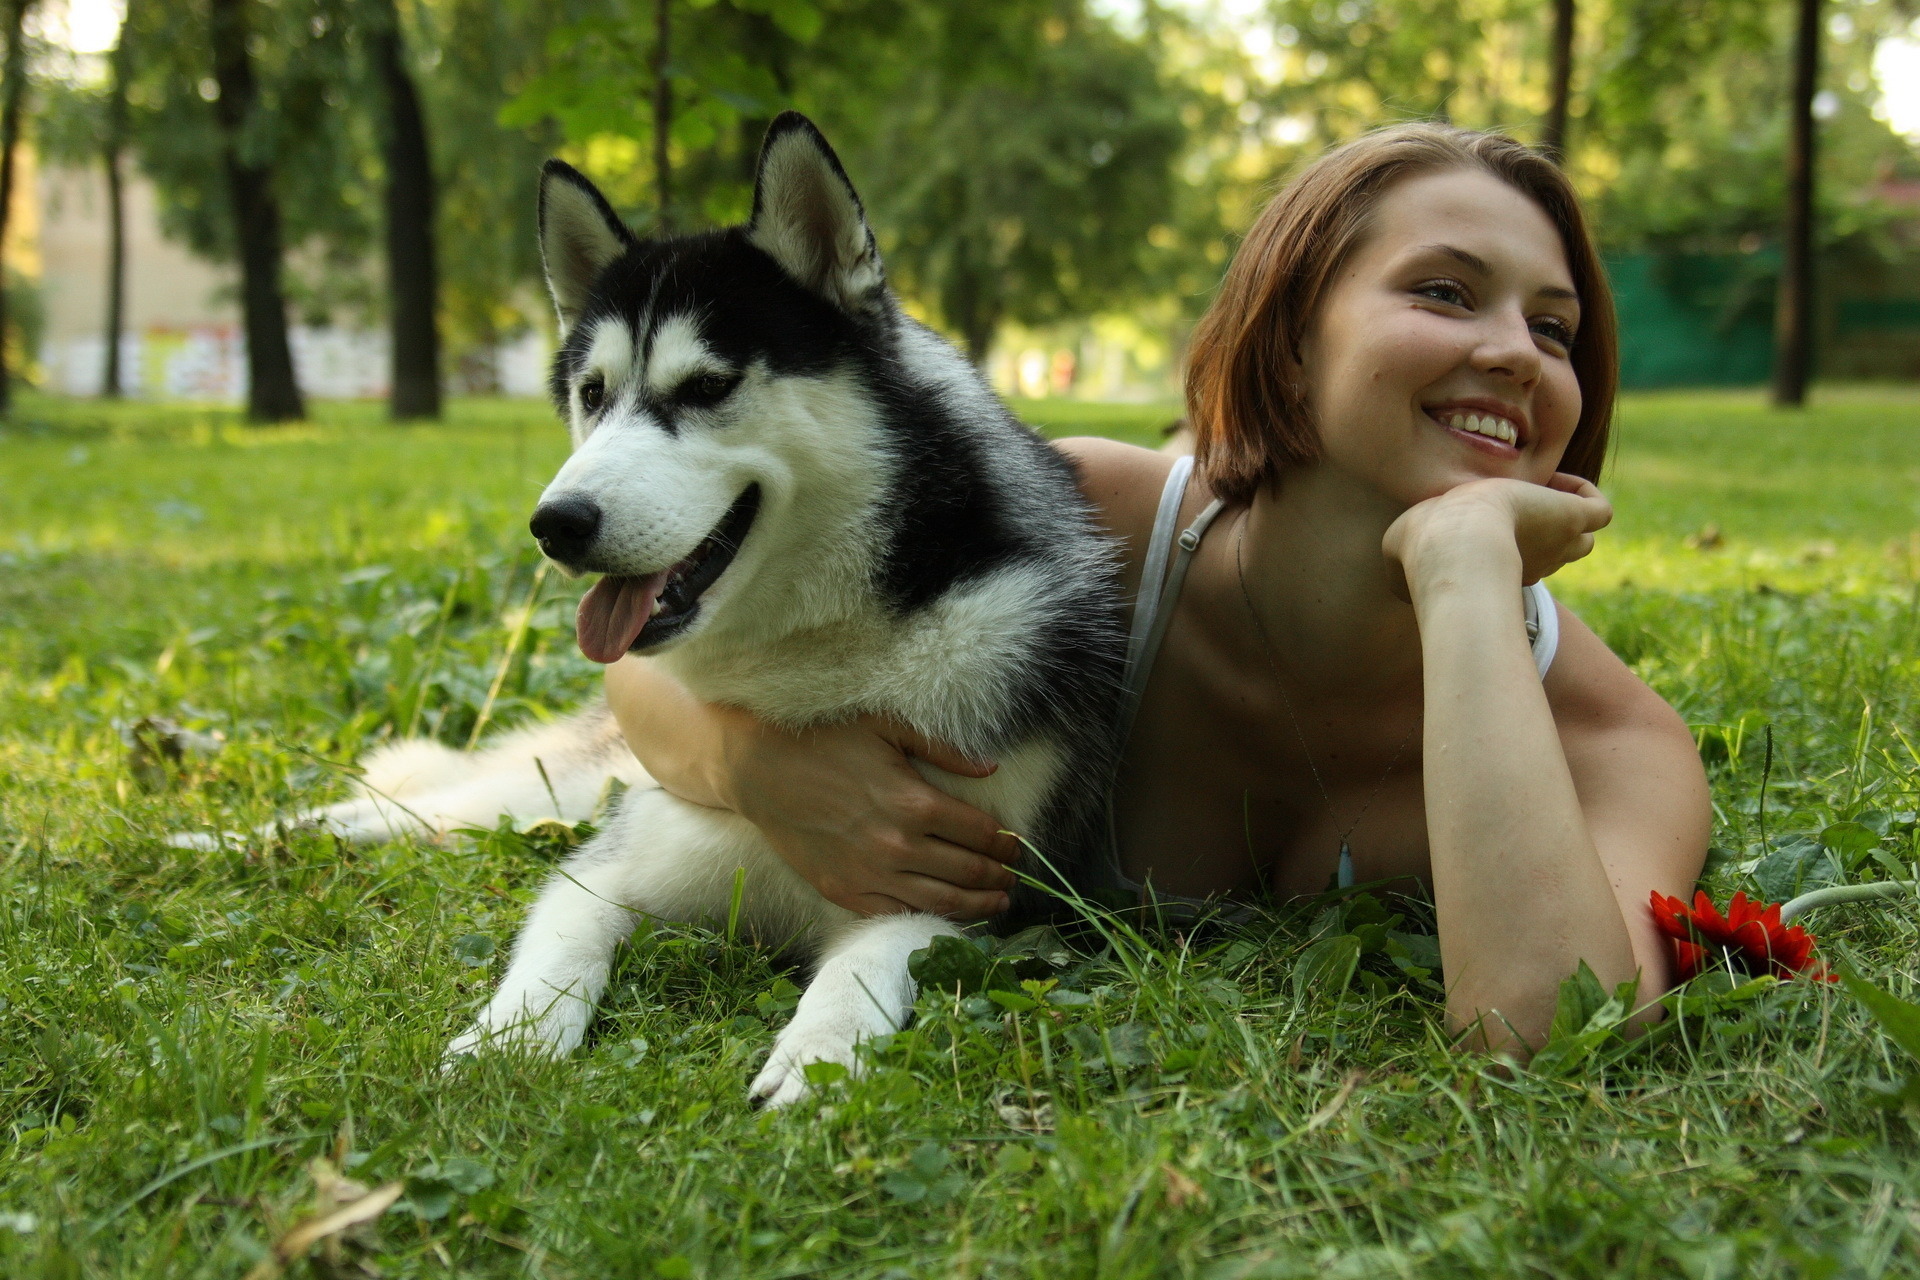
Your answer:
[873,718,997,778]
[890,873,1011,922]
[910,833,1019,891]
[1545,473,1613,531]
[924,796,1025,864]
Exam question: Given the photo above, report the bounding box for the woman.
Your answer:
[602,124,1711,1054]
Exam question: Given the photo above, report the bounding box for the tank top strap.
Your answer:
[1115,457,1225,749]
[1524,579,1560,679]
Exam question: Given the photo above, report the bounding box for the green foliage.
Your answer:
[848,3,1188,360]
[3,389,1920,1274]
[1842,971,1920,1107]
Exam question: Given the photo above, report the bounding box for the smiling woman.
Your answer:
[607,123,1712,1057]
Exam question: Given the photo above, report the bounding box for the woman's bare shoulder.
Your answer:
[1051,436,1178,597]
[1052,436,1177,540]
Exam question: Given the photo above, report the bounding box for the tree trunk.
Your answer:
[1771,0,1820,408]
[653,0,672,232]
[209,0,304,422]
[371,0,440,419]
[0,0,32,418]
[1542,0,1575,160]
[949,257,997,367]
[102,9,131,399]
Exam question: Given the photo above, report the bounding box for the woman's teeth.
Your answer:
[1440,410,1518,446]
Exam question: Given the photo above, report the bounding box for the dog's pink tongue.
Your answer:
[576,572,669,664]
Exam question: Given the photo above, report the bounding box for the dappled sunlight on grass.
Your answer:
[2,387,1919,1276]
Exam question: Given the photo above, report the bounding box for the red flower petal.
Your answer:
[1649,889,1831,983]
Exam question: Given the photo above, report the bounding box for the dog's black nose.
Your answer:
[529,495,602,564]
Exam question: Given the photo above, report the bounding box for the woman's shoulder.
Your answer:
[1052,436,1183,598]
[1052,436,1179,537]
[1544,600,1694,744]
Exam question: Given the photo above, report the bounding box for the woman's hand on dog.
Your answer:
[604,657,1019,920]
[724,714,1023,921]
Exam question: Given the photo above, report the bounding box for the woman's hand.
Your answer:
[1382,474,1613,599]
[721,712,1024,921]
[602,659,1021,921]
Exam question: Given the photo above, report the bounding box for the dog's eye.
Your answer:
[678,372,740,407]
[580,378,606,414]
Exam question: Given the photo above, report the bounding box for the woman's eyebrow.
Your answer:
[1419,242,1579,304]
[1420,243,1491,274]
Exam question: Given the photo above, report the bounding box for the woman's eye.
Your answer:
[1531,317,1577,349]
[1415,280,1469,308]
[580,379,606,413]
[679,372,740,406]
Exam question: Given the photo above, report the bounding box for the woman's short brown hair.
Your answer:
[1186,123,1617,506]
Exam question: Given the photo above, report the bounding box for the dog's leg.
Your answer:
[444,847,640,1060]
[749,912,963,1109]
[447,787,839,1064]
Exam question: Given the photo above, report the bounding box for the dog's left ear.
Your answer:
[747,113,884,313]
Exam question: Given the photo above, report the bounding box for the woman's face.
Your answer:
[1297,166,1584,507]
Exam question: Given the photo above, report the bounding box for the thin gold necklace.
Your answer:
[1232,513,1417,890]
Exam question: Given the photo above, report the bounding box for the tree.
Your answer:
[0,0,32,416]
[652,0,673,230]
[102,4,134,399]
[853,6,1186,363]
[368,0,441,419]
[1771,0,1819,407]
[208,0,305,422]
[416,0,554,390]
[1543,0,1575,159]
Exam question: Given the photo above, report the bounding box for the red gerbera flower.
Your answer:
[1648,890,1837,983]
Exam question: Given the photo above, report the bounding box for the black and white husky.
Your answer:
[275,115,1125,1105]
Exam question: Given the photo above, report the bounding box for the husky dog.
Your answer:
[265,114,1125,1105]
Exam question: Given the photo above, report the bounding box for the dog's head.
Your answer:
[531,113,893,663]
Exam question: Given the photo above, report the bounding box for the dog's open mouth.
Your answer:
[574,486,762,663]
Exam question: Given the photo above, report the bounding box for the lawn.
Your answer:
[1,387,1919,1278]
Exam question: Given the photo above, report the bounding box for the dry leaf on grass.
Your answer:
[240,1158,403,1280]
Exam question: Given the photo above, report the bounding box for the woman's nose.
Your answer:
[1472,308,1542,384]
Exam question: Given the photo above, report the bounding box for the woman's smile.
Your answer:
[1424,397,1531,459]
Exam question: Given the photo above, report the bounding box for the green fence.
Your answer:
[1607,250,1920,388]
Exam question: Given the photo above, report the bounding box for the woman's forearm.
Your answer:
[1411,548,1637,1053]
[604,656,744,810]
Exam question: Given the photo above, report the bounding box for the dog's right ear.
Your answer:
[539,160,635,335]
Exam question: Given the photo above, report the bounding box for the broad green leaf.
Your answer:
[801,1060,848,1086]
[994,925,1073,969]
[1103,1022,1153,1070]
[1293,935,1361,1002]
[1752,836,1841,900]
[1842,972,1920,1062]
[452,933,495,967]
[1819,821,1880,858]
[909,935,990,995]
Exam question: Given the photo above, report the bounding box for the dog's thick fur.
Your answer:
[283,115,1126,1105]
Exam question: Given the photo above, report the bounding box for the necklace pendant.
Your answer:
[1337,840,1355,890]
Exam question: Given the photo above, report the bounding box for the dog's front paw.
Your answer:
[442,995,589,1070]
[749,998,898,1109]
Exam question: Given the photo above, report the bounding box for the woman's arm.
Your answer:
[1387,476,1709,1054]
[603,657,1023,920]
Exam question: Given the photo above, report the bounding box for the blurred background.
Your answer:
[3,0,1919,419]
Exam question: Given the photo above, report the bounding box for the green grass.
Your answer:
[3,388,1920,1278]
